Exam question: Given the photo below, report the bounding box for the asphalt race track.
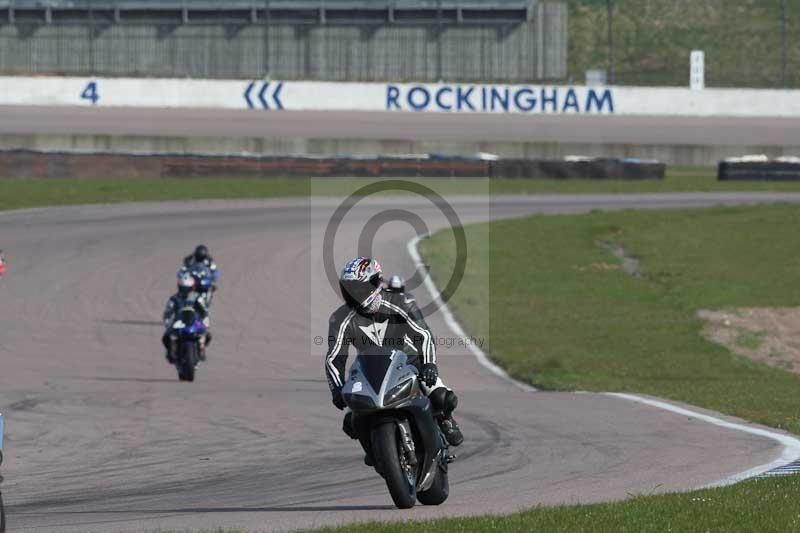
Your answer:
[2,193,800,532]
[1,106,800,146]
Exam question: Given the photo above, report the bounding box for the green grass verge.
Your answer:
[0,177,311,211]
[315,475,800,533]
[3,168,800,212]
[421,203,800,434]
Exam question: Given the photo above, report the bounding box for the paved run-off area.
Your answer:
[1,194,800,532]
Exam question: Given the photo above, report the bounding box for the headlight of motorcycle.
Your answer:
[384,379,414,405]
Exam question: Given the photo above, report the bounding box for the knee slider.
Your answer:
[428,388,446,411]
[429,388,458,417]
[444,390,458,416]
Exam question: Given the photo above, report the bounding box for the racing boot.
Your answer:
[439,416,464,447]
[428,388,464,446]
[165,335,177,364]
[343,412,375,467]
[198,340,207,361]
[198,331,212,361]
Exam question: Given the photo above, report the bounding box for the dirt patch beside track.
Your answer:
[699,308,800,374]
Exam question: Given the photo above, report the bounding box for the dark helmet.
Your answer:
[193,245,209,263]
[339,257,384,314]
[387,275,405,293]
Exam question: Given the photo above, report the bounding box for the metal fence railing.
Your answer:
[569,0,800,89]
[0,1,567,81]
[0,0,534,6]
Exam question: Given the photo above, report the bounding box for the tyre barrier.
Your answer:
[718,160,800,181]
[489,158,665,179]
[0,150,665,180]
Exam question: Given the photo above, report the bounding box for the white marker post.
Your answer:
[690,50,705,90]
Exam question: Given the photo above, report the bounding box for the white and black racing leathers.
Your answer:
[325,290,448,397]
[324,289,463,446]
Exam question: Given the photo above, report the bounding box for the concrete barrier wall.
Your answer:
[3,76,800,117]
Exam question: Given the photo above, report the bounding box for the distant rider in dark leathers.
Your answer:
[183,245,218,279]
[386,274,405,294]
[324,257,463,448]
[180,245,219,303]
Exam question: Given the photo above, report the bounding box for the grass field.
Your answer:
[3,168,800,211]
[421,203,800,433]
[315,474,800,533]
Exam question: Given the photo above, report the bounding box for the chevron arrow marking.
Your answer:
[258,82,270,110]
[243,81,256,109]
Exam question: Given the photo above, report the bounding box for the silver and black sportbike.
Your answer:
[342,349,453,509]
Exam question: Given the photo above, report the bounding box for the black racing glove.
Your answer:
[421,363,439,387]
[331,387,346,410]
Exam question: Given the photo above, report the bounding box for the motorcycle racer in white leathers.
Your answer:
[325,257,463,447]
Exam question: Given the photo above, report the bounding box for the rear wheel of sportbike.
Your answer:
[372,421,416,509]
[178,340,197,382]
[417,462,449,505]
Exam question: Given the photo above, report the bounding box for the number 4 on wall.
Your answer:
[81,81,99,105]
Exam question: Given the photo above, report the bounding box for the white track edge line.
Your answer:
[606,392,800,487]
[407,234,537,393]
[408,233,800,487]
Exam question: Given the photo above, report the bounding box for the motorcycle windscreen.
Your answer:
[357,351,394,394]
[178,308,197,325]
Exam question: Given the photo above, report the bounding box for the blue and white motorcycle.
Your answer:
[179,263,218,306]
[167,307,207,382]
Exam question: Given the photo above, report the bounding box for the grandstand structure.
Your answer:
[0,0,566,82]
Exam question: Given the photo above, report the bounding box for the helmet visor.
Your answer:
[340,278,381,309]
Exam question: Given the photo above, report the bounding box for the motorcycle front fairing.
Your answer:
[171,308,206,340]
[343,350,445,491]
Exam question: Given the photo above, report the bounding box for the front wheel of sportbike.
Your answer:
[372,422,416,509]
[180,341,197,382]
[417,464,449,505]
